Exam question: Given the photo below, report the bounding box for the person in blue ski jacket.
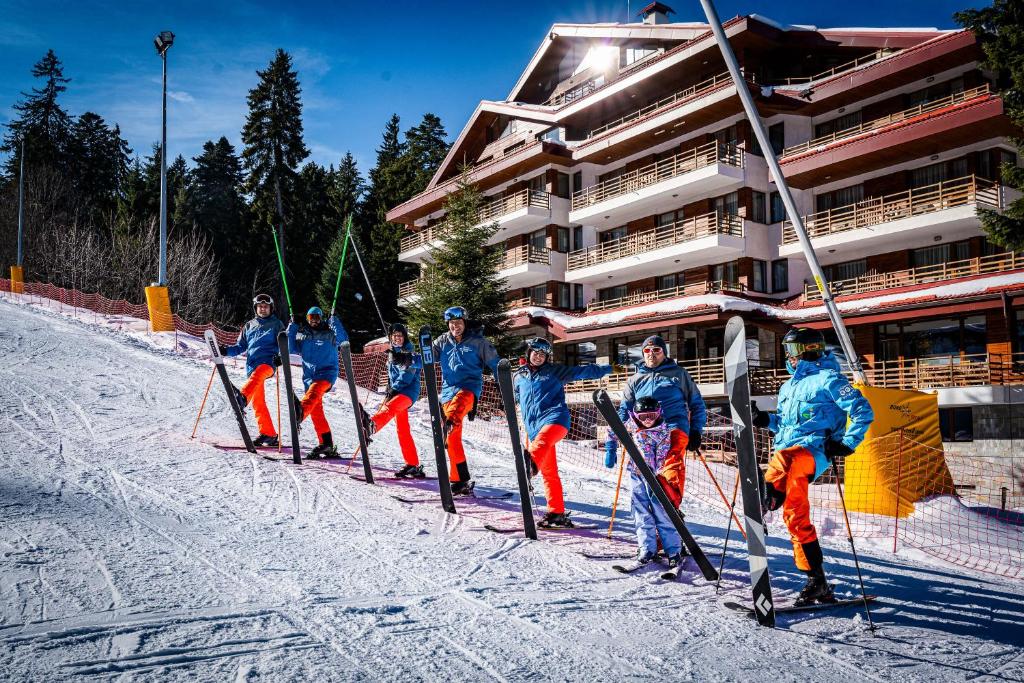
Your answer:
[751,327,874,606]
[512,337,612,528]
[219,293,285,447]
[366,323,423,478]
[606,335,706,503]
[286,306,348,458]
[430,306,500,495]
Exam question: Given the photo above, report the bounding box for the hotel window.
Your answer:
[556,227,570,252]
[529,229,547,250]
[712,124,739,146]
[657,209,683,227]
[814,111,862,139]
[910,158,969,188]
[529,284,547,305]
[816,184,864,212]
[528,174,546,192]
[771,259,788,293]
[555,172,570,198]
[573,284,584,310]
[751,191,767,223]
[599,285,628,302]
[572,225,583,250]
[768,122,785,155]
[939,408,973,442]
[565,342,597,366]
[769,192,785,223]
[712,261,739,285]
[910,241,970,268]
[600,226,628,243]
[557,283,571,309]
[572,171,582,193]
[897,315,987,359]
[823,259,867,282]
[657,273,679,291]
[713,192,740,216]
[751,260,767,293]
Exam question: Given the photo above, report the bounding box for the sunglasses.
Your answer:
[642,346,663,355]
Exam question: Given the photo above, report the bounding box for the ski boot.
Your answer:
[793,567,836,607]
[538,511,574,529]
[395,464,426,479]
[253,434,279,448]
[527,454,539,478]
[231,385,248,413]
[761,481,785,516]
[665,553,684,570]
[291,396,304,428]
[307,443,338,459]
[357,404,376,443]
[450,480,475,497]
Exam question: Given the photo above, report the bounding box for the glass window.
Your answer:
[599,285,628,302]
[529,229,547,250]
[751,260,767,293]
[714,192,739,216]
[712,261,738,285]
[772,259,788,293]
[751,191,767,223]
[939,408,973,442]
[566,342,597,366]
[657,210,680,227]
[529,284,547,304]
[557,283,571,308]
[656,273,678,290]
[824,259,867,282]
[713,124,739,146]
[556,227,570,252]
[572,171,583,193]
[529,174,546,192]
[816,185,864,212]
[572,225,583,250]
[556,172,570,198]
[814,111,862,139]
[910,241,972,269]
[573,284,585,310]
[899,316,987,359]
[600,226,628,243]
[770,192,786,223]
[769,122,785,155]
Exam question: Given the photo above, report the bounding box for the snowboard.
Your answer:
[203,330,256,453]
[340,341,373,484]
[277,331,302,465]
[418,326,456,514]
[495,359,537,540]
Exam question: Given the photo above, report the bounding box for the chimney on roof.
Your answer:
[639,1,674,25]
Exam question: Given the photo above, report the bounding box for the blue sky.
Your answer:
[0,0,979,177]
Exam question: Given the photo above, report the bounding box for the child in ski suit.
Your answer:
[286,306,349,458]
[431,306,499,495]
[752,327,874,605]
[512,337,612,528]
[221,293,284,447]
[605,397,685,567]
[369,323,423,478]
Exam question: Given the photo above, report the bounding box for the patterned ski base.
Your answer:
[724,595,877,616]
[484,523,600,534]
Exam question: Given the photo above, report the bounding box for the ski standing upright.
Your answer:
[418,326,456,514]
[340,341,373,483]
[495,359,537,540]
[277,331,303,465]
[204,330,256,453]
[723,316,775,627]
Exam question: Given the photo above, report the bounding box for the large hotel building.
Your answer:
[386,4,1022,455]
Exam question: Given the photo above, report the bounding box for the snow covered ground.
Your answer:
[1,295,1023,681]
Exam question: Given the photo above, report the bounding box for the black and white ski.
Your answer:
[340,341,373,484]
[592,389,719,582]
[612,560,653,574]
[418,326,456,514]
[725,595,877,616]
[203,330,256,453]
[484,523,600,534]
[495,359,537,540]
[723,316,775,627]
[277,331,302,465]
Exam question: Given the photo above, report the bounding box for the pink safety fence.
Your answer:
[4,278,1022,579]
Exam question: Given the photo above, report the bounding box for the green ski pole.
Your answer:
[330,215,353,317]
[271,224,294,318]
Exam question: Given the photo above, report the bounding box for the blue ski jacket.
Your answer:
[768,352,874,479]
[513,362,612,441]
[388,341,422,403]
[287,316,348,390]
[617,358,707,436]
[225,315,284,376]
[431,328,500,403]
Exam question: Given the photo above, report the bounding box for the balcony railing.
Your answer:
[478,189,551,224]
[805,250,1024,301]
[587,72,732,139]
[544,52,663,108]
[766,48,897,86]
[572,142,742,211]
[400,222,448,253]
[568,211,743,271]
[398,279,419,299]
[782,176,1002,244]
[565,356,730,393]
[499,244,550,271]
[862,353,1024,390]
[586,279,745,313]
[783,85,991,157]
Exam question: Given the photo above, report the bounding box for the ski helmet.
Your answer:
[630,396,663,428]
[389,322,409,345]
[525,337,553,363]
[306,306,324,324]
[252,293,274,315]
[443,306,468,322]
[783,327,826,374]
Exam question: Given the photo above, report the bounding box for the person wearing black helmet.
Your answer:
[750,326,874,606]
[286,306,349,458]
[370,323,424,478]
[431,305,500,496]
[220,293,285,447]
[512,337,612,527]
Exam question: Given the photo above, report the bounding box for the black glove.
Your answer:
[384,388,398,401]
[272,353,282,367]
[467,394,479,422]
[687,429,702,452]
[218,344,228,356]
[751,401,770,429]
[825,440,855,460]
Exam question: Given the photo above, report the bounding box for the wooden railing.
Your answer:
[398,280,420,299]
[586,280,744,312]
[588,72,732,139]
[782,176,1002,244]
[544,52,662,107]
[805,250,1024,301]
[783,85,991,157]
[565,356,730,393]
[499,244,550,271]
[400,222,448,253]
[862,353,1024,390]
[400,190,553,253]
[572,142,742,211]
[568,211,743,271]
[766,49,897,86]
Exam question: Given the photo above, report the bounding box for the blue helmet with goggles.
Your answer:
[525,337,553,362]
[443,306,468,322]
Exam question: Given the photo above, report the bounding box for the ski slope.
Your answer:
[1,296,1023,681]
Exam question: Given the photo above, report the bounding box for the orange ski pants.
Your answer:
[527,424,569,514]
[655,429,689,508]
[764,446,819,571]
[442,390,476,482]
[372,394,419,466]
[241,363,277,437]
[300,380,332,442]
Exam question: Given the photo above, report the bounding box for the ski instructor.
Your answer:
[287,306,349,458]
[751,327,873,606]
[220,293,285,447]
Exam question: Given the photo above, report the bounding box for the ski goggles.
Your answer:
[252,294,274,308]
[631,408,662,423]
[527,338,553,355]
[782,340,824,357]
[443,306,467,321]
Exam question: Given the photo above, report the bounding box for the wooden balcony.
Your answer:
[568,211,742,271]
[499,244,550,270]
[587,72,731,139]
[782,176,1002,245]
[398,279,419,299]
[805,250,1024,301]
[586,280,744,313]
[400,222,448,254]
[572,142,742,212]
[765,48,897,86]
[783,85,992,158]
[565,357,730,393]
[863,353,1024,390]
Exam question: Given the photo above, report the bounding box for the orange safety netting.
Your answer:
[4,278,1022,579]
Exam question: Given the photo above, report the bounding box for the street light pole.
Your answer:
[17,137,24,267]
[154,31,174,286]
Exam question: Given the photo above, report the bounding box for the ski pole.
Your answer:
[330,215,353,317]
[697,448,745,540]
[716,471,741,593]
[190,367,217,439]
[834,470,878,633]
[270,224,294,318]
[607,445,627,539]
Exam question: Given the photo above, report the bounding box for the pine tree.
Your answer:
[290,161,342,311]
[67,112,132,219]
[240,48,309,307]
[315,153,364,317]
[2,49,73,176]
[406,173,512,353]
[956,0,1024,249]
[402,113,449,190]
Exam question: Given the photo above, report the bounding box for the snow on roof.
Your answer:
[508,271,1024,330]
